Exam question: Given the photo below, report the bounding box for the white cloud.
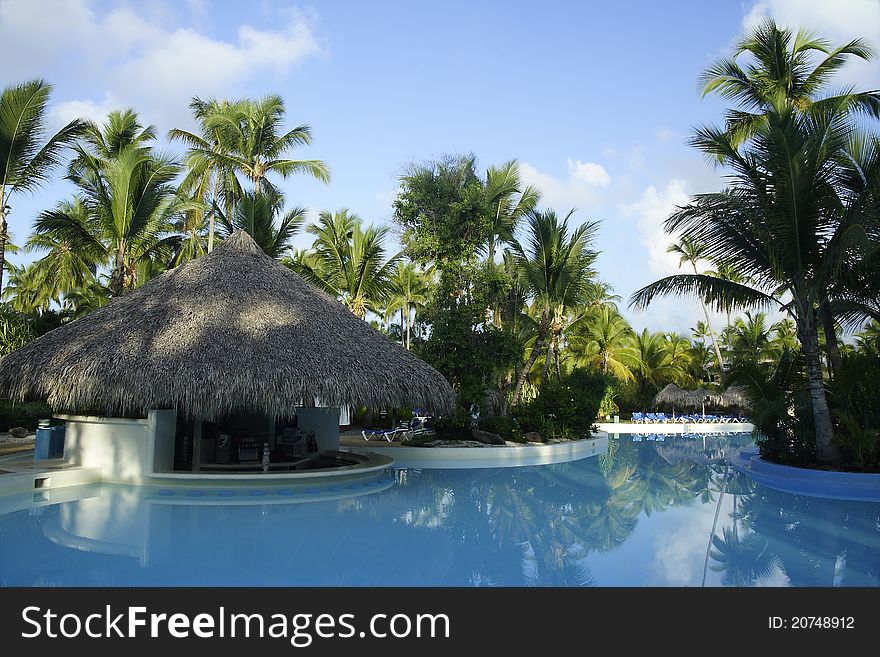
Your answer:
[743,0,880,88]
[47,93,124,133]
[566,158,611,187]
[519,158,612,212]
[0,0,323,128]
[622,179,691,278]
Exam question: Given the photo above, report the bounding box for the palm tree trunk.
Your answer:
[0,206,8,294]
[512,314,551,406]
[405,306,411,350]
[693,264,724,371]
[399,308,405,348]
[797,308,839,464]
[819,300,842,379]
[111,243,126,296]
[207,180,218,253]
[542,337,555,385]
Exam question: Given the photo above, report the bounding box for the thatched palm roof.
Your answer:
[0,230,454,419]
[653,383,690,406]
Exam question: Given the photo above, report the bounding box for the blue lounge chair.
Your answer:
[632,412,644,423]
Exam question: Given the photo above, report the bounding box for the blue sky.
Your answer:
[2,0,878,332]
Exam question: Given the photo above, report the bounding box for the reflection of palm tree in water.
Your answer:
[702,467,775,586]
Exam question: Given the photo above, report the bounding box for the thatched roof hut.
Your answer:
[0,230,454,420]
[653,384,691,407]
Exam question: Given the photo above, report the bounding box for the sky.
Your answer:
[2,0,878,333]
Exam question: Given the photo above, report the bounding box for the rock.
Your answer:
[523,431,544,443]
[8,427,29,439]
[471,428,505,445]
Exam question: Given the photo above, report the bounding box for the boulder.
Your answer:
[523,431,544,443]
[471,428,505,445]
[8,426,29,439]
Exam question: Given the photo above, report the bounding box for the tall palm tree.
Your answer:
[668,238,724,371]
[384,261,430,349]
[700,18,879,148]
[510,209,598,404]
[0,79,85,292]
[217,189,305,259]
[204,94,330,195]
[291,209,399,319]
[484,160,540,262]
[169,97,245,252]
[630,101,870,463]
[701,18,880,378]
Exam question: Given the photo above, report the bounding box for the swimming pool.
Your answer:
[1,433,877,586]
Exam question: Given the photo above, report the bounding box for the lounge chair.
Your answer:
[632,412,644,423]
[362,426,406,442]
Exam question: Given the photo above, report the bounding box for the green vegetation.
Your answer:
[0,18,876,466]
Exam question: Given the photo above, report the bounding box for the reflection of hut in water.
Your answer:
[0,231,454,482]
[655,434,746,465]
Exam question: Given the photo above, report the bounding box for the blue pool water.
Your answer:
[1,433,878,586]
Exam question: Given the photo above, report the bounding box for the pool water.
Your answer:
[1,433,878,586]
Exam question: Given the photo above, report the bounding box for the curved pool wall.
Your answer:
[349,434,608,469]
[596,421,755,434]
[732,448,880,502]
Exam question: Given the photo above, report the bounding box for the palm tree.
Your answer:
[729,312,775,364]
[75,109,156,164]
[566,305,638,382]
[20,197,98,304]
[203,94,330,195]
[384,261,430,349]
[705,260,749,350]
[33,114,181,296]
[630,99,874,464]
[701,19,880,378]
[668,238,724,371]
[484,160,540,262]
[510,209,598,404]
[291,209,399,319]
[217,189,305,259]
[0,80,85,292]
[169,97,245,252]
[631,329,691,388]
[700,18,879,147]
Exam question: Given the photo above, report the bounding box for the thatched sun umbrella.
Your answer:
[652,383,691,417]
[0,230,455,420]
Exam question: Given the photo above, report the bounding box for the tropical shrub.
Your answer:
[0,399,51,431]
[517,368,610,439]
